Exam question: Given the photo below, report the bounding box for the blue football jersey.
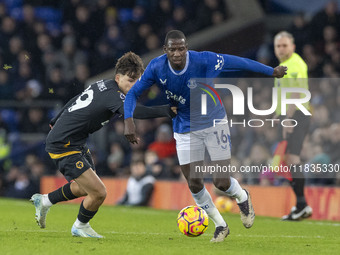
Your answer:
[124,50,274,133]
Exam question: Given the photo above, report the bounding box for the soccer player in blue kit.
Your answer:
[124,30,287,242]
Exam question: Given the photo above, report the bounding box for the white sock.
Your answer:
[74,219,89,228]
[225,177,247,203]
[191,187,226,228]
[42,194,52,207]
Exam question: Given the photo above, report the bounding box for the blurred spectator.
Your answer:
[144,149,167,179]
[148,124,176,160]
[144,33,160,53]
[309,1,340,45]
[20,4,39,52]
[108,120,131,154]
[4,165,39,199]
[306,145,334,186]
[196,0,227,29]
[19,107,49,133]
[151,0,173,34]
[326,123,340,164]
[105,25,129,59]
[0,16,17,52]
[40,66,67,102]
[106,142,125,176]
[0,3,7,22]
[243,143,270,185]
[13,64,38,100]
[52,35,87,82]
[0,70,13,100]
[72,4,101,51]
[116,159,155,206]
[288,13,309,54]
[90,39,116,75]
[4,36,25,73]
[68,63,90,96]
[168,6,197,35]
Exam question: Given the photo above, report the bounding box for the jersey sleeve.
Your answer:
[124,60,157,119]
[204,51,274,76]
[104,80,125,116]
[133,104,174,119]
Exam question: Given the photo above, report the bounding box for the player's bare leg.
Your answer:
[71,168,107,238]
[181,162,230,242]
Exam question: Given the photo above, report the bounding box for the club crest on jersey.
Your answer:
[96,80,107,91]
[187,79,197,89]
[159,78,167,85]
[76,161,84,169]
[215,54,224,70]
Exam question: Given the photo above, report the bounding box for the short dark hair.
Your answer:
[164,30,186,45]
[115,51,144,79]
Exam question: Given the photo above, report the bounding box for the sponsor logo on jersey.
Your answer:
[159,78,167,85]
[187,79,197,89]
[76,161,84,169]
[165,90,186,104]
[215,54,224,70]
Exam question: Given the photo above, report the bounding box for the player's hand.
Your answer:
[273,66,287,78]
[124,118,140,144]
[49,124,53,129]
[169,106,177,118]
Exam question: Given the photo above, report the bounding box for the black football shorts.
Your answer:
[50,146,95,182]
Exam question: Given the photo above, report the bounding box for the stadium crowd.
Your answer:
[0,0,339,199]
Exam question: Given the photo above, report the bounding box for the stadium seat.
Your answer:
[4,0,23,10]
[34,7,61,23]
[0,109,18,132]
[118,8,133,25]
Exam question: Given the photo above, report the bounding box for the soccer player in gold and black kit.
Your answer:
[274,31,312,221]
[30,52,174,237]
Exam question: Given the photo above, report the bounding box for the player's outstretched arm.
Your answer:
[133,104,176,119]
[272,66,288,78]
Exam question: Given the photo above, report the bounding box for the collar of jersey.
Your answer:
[168,51,189,76]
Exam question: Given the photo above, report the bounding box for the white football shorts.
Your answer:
[174,118,232,165]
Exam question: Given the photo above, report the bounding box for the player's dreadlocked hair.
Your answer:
[164,30,186,45]
[115,51,144,79]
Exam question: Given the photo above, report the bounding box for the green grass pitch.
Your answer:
[0,198,339,255]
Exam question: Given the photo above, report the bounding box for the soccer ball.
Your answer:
[177,205,209,237]
[215,196,233,213]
